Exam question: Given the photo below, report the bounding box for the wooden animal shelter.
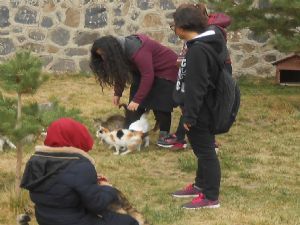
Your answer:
[272,53,300,86]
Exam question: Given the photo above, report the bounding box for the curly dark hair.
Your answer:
[173,3,208,33]
[90,35,132,91]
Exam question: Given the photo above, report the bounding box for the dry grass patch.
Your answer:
[0,75,299,225]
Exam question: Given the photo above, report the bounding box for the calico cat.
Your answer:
[96,126,144,155]
[108,188,149,225]
[97,175,149,225]
[94,103,159,131]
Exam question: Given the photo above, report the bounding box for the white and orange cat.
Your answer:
[96,127,144,155]
[96,112,150,155]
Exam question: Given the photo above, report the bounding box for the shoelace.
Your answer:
[191,193,205,204]
[164,134,176,140]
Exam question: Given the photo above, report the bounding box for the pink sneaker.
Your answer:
[171,140,187,150]
[182,193,220,209]
[172,183,202,198]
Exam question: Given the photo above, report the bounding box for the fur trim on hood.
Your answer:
[35,145,96,165]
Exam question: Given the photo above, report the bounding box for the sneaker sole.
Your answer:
[182,204,220,209]
[172,144,187,150]
[172,194,200,198]
[157,143,173,148]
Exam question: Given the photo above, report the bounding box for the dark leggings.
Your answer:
[153,110,171,133]
[187,126,220,200]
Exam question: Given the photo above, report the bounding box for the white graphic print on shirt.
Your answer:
[176,58,187,93]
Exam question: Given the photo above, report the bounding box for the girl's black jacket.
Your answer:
[174,28,227,128]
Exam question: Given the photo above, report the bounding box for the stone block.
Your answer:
[65,48,88,56]
[241,43,256,53]
[137,0,154,10]
[50,27,70,46]
[143,13,163,27]
[15,6,37,24]
[264,54,276,62]
[0,31,9,36]
[127,24,139,33]
[0,6,10,28]
[12,26,22,33]
[40,55,53,67]
[17,36,26,43]
[0,38,15,55]
[65,8,80,28]
[74,31,100,46]
[113,19,125,29]
[47,45,60,54]
[21,42,45,53]
[160,0,175,10]
[85,6,107,29]
[242,56,259,68]
[43,0,56,13]
[41,16,53,28]
[234,54,243,63]
[146,31,165,42]
[50,59,77,73]
[29,30,46,41]
[79,59,92,72]
[10,0,21,8]
[114,1,130,16]
[131,11,140,21]
[56,11,64,22]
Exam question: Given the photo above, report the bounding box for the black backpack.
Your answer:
[197,42,240,134]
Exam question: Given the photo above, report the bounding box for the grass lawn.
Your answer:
[0,75,299,225]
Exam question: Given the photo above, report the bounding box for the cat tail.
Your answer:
[116,189,149,225]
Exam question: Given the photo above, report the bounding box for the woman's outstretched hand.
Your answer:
[127,101,139,111]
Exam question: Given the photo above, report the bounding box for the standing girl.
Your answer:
[171,4,228,209]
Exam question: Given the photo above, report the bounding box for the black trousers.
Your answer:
[128,75,173,133]
[186,126,221,200]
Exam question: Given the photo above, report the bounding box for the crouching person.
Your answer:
[20,118,138,225]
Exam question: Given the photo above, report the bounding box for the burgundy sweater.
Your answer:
[114,34,178,104]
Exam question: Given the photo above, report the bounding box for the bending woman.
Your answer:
[90,34,178,143]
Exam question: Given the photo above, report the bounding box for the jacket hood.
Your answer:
[186,28,227,63]
[20,146,95,192]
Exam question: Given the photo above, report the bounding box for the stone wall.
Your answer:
[0,0,285,76]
